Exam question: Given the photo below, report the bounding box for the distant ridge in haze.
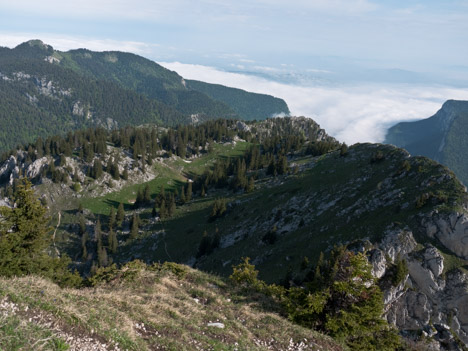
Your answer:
[385,99,468,184]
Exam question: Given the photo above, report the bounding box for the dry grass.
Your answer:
[0,264,348,351]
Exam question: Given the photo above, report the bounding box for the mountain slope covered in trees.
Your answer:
[0,40,289,152]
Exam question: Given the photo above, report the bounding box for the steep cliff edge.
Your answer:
[385,100,468,185]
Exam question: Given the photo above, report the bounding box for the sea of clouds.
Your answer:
[160,62,468,144]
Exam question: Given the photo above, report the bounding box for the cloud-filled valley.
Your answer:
[161,62,468,144]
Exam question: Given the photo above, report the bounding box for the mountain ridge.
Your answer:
[385,99,468,185]
[0,39,290,152]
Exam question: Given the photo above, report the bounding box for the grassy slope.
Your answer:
[111,143,466,283]
[0,263,347,351]
[80,141,250,215]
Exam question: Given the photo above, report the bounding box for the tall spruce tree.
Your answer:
[0,178,81,287]
[116,202,125,227]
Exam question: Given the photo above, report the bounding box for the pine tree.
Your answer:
[98,246,108,267]
[159,199,167,220]
[130,213,139,239]
[180,186,186,204]
[0,178,81,287]
[340,143,348,157]
[116,202,125,227]
[122,168,129,180]
[156,185,165,207]
[186,182,192,201]
[143,184,151,204]
[108,207,116,230]
[81,232,88,260]
[201,185,206,197]
[94,218,102,242]
[91,159,103,179]
[168,194,176,218]
[108,228,118,254]
[135,188,143,207]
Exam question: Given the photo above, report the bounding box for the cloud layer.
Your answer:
[161,62,468,144]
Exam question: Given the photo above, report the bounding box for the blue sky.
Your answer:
[1,0,468,143]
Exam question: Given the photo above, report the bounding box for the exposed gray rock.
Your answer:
[379,226,417,262]
[207,322,225,329]
[0,156,17,179]
[370,249,387,279]
[372,227,468,348]
[422,213,468,259]
[236,121,250,132]
[44,56,60,64]
[26,157,48,179]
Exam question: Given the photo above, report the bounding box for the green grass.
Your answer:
[0,265,348,351]
[0,314,69,351]
[81,163,185,215]
[80,142,250,216]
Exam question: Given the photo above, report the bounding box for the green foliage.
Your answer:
[71,182,81,192]
[392,256,409,286]
[230,257,264,289]
[371,151,385,163]
[0,178,81,287]
[129,213,140,239]
[340,143,348,157]
[116,202,125,227]
[196,230,221,258]
[186,79,290,120]
[305,141,340,156]
[210,198,227,219]
[230,250,402,351]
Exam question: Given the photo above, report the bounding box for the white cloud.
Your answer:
[160,62,468,144]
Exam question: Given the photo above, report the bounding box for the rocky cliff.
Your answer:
[385,100,468,186]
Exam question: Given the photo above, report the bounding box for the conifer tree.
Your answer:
[0,178,81,287]
[135,188,144,208]
[180,186,186,204]
[108,228,118,254]
[201,185,206,197]
[130,213,139,239]
[81,232,88,260]
[159,199,167,220]
[98,246,108,267]
[168,194,176,218]
[108,207,116,230]
[122,168,129,180]
[143,184,151,204]
[186,181,192,201]
[116,202,125,227]
[91,159,103,179]
[94,218,102,242]
[78,215,86,237]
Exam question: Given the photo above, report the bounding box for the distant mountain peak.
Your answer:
[18,39,51,50]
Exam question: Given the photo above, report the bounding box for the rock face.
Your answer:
[423,212,468,259]
[371,227,468,349]
[26,157,48,179]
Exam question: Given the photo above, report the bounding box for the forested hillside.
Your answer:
[186,79,290,120]
[0,40,290,152]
